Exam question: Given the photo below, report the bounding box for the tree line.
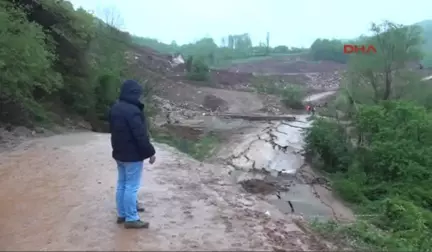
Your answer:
[132,33,308,67]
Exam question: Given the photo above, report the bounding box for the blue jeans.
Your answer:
[116,161,143,222]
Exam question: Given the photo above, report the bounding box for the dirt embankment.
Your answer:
[126,45,345,92]
[126,46,254,90]
[227,58,345,74]
[168,70,254,90]
[219,57,344,91]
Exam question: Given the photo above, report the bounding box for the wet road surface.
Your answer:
[0,133,327,251]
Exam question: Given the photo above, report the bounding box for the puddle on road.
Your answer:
[29,132,102,148]
[270,183,333,220]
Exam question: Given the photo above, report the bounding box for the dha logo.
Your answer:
[343,44,377,54]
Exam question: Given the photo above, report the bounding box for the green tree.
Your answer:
[310,38,348,63]
[346,21,423,103]
[266,32,270,55]
[0,1,62,123]
[185,56,193,72]
[273,45,289,54]
[305,21,432,251]
[186,57,209,82]
[131,32,305,68]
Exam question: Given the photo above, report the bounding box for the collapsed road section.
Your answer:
[220,111,354,223]
[227,115,310,174]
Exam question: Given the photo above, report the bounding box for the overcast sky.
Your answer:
[69,0,432,47]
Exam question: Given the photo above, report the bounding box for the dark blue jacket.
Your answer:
[108,80,156,162]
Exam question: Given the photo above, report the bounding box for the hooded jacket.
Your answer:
[108,80,156,162]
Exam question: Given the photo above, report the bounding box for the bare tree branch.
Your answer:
[97,6,124,29]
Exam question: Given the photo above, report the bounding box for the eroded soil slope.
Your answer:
[222,57,344,91]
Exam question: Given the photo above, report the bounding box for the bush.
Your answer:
[0,1,62,123]
[307,22,432,250]
[305,101,432,250]
[253,79,305,109]
[185,55,193,72]
[280,85,306,109]
[310,38,349,63]
[186,57,210,81]
[303,118,353,172]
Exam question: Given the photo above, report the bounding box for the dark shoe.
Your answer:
[136,201,145,212]
[124,220,150,229]
[117,217,126,224]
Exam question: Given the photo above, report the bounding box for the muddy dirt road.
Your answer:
[0,133,330,251]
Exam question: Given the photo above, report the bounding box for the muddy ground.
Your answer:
[0,133,333,251]
[226,56,345,74]
[0,88,352,250]
[225,57,344,90]
[0,45,354,250]
[127,46,344,93]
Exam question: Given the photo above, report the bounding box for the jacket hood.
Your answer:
[119,80,144,110]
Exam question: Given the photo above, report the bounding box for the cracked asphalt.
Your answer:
[228,115,310,174]
[222,92,355,221]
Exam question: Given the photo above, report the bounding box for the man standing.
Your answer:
[108,80,156,229]
[311,105,316,115]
